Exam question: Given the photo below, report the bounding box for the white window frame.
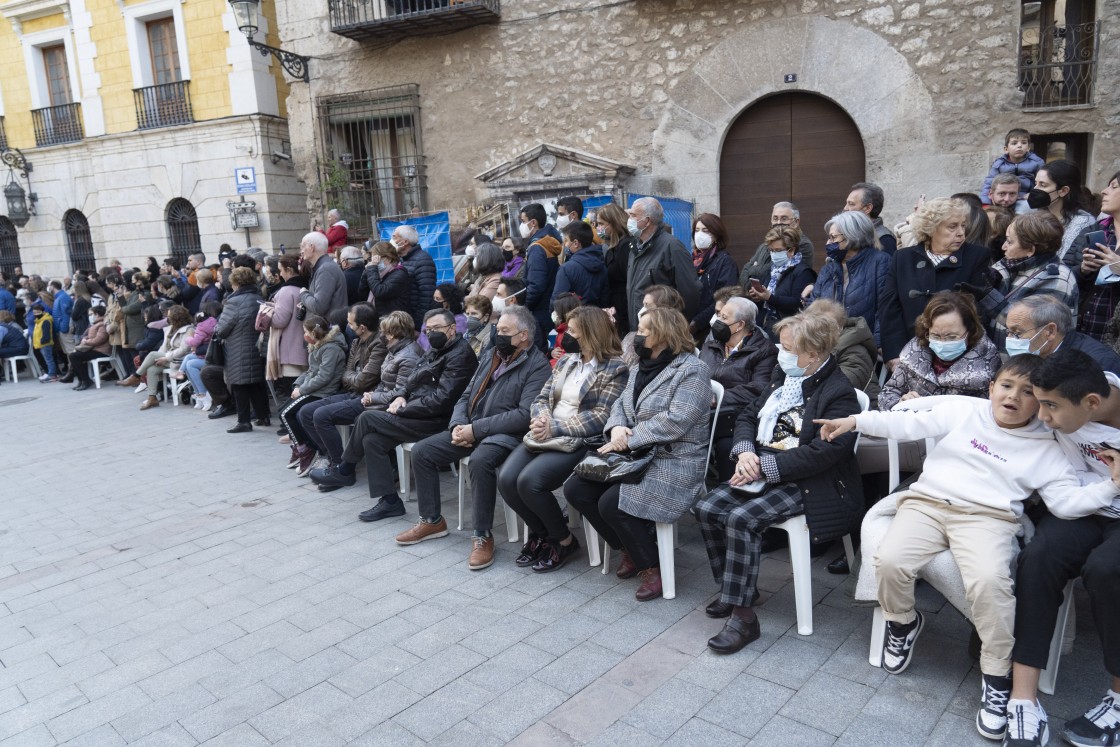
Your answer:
[123,0,190,89]
[22,27,80,110]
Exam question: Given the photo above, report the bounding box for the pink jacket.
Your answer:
[186,316,218,351]
[269,284,309,368]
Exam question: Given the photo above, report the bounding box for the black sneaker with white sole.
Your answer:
[977,673,1012,740]
[882,610,924,674]
[1004,699,1049,746]
[1063,691,1120,747]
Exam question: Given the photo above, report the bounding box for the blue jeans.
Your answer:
[39,346,57,376]
[181,354,207,396]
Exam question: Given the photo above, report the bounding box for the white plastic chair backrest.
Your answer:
[853,388,870,453]
[706,380,725,467]
[887,394,979,490]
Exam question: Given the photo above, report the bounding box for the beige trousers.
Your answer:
[873,492,1020,676]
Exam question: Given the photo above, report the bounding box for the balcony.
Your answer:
[329,0,499,42]
[1018,20,1101,109]
[32,102,83,147]
[134,81,193,130]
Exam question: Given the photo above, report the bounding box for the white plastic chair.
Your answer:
[161,370,191,406]
[395,442,415,501]
[1039,579,1076,695]
[88,357,116,389]
[456,455,520,543]
[2,331,40,383]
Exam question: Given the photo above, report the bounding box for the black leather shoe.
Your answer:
[208,404,233,419]
[227,422,253,434]
[532,536,580,573]
[359,496,405,522]
[73,382,92,391]
[705,599,733,618]
[707,614,761,654]
[313,465,357,489]
[827,556,850,575]
[254,418,271,427]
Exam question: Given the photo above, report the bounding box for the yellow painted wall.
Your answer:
[19,12,67,35]
[180,0,233,122]
[93,0,138,133]
[260,0,289,119]
[0,12,41,149]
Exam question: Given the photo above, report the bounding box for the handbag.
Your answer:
[522,432,584,453]
[573,448,654,484]
[205,336,225,366]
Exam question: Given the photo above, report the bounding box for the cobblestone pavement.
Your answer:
[0,378,1108,745]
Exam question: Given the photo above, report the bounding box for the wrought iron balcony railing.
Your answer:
[134,80,193,130]
[329,0,500,42]
[32,102,83,147]
[1018,20,1101,109]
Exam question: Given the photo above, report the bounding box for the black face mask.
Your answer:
[560,334,581,354]
[466,317,483,334]
[494,333,517,357]
[427,331,448,350]
[710,319,734,344]
[633,334,653,360]
[1026,188,1054,210]
[503,250,514,263]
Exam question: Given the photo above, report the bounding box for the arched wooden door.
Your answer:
[719,93,865,269]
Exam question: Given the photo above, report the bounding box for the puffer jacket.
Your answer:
[981,151,1045,201]
[367,338,423,408]
[449,345,553,450]
[391,334,478,420]
[626,226,701,329]
[293,327,348,398]
[524,227,562,340]
[161,324,196,369]
[811,246,891,341]
[604,236,634,334]
[340,332,388,394]
[698,329,778,410]
[878,335,1001,412]
[758,260,816,335]
[76,319,111,356]
[691,248,740,337]
[359,262,412,318]
[552,244,610,307]
[213,284,266,386]
[400,245,437,328]
[835,317,880,401]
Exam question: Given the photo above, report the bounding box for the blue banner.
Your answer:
[627,194,694,245]
[582,195,615,211]
[377,212,454,284]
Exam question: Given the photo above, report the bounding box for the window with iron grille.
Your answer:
[64,209,96,273]
[1019,0,1099,109]
[0,217,21,278]
[317,84,427,239]
[166,198,200,264]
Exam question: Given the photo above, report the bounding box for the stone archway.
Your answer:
[649,16,942,230]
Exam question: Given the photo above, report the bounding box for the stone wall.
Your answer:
[277,0,1119,231]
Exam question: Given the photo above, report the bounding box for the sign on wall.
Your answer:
[235,167,257,195]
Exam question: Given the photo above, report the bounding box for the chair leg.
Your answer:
[656,522,676,599]
[503,501,520,543]
[869,606,886,667]
[784,520,814,635]
[1039,579,1076,695]
[90,362,101,389]
[456,459,467,531]
[395,445,411,501]
[570,508,601,567]
[842,534,856,569]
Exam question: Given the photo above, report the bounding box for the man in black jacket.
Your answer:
[395,305,552,571]
[310,309,478,510]
[393,225,437,328]
[625,197,700,329]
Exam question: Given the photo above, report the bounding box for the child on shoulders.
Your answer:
[982,128,1046,210]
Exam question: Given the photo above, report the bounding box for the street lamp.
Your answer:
[1,148,36,228]
[227,0,310,83]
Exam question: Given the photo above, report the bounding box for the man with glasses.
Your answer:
[1005,295,1120,374]
[739,201,816,285]
[310,308,478,519]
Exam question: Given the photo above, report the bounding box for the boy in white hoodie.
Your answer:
[817,356,1120,742]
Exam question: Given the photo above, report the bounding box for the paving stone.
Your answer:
[135,651,231,700]
[109,683,215,741]
[178,683,284,742]
[463,642,555,695]
[585,720,661,746]
[661,716,747,747]
[544,681,644,743]
[57,724,126,746]
[621,677,718,738]
[195,722,270,747]
[44,684,151,743]
[262,646,357,699]
[391,678,494,741]
[779,670,874,736]
[124,722,199,747]
[247,682,352,743]
[390,644,486,697]
[196,649,293,700]
[506,721,578,746]
[347,719,425,746]
[750,713,836,746]
[746,635,834,690]
[534,641,625,696]
[468,677,568,743]
[325,681,423,742]
[426,718,504,747]
[698,673,795,739]
[459,613,544,658]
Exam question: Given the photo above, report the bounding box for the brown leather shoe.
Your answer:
[139,396,159,411]
[118,375,141,387]
[635,567,662,601]
[707,614,761,654]
[395,517,449,546]
[468,536,495,570]
[615,551,638,579]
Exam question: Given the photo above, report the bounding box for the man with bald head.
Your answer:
[299,232,348,318]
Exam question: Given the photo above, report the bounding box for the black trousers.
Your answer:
[1012,513,1120,675]
[117,346,137,377]
[68,349,109,384]
[498,444,587,542]
[342,409,446,501]
[412,430,513,534]
[230,383,270,424]
[200,365,230,405]
[299,393,365,462]
[279,394,320,446]
[564,475,658,570]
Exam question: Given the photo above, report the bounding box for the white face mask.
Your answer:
[492,297,506,315]
[710,314,718,327]
[637,305,648,318]
[519,222,532,239]
[555,214,572,230]
[551,311,560,325]
[465,246,477,258]
[694,231,714,250]
[627,217,641,237]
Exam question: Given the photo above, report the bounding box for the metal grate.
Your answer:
[1019,20,1101,108]
[64,209,96,273]
[166,198,201,264]
[329,0,500,41]
[32,103,83,147]
[0,216,21,278]
[317,84,427,239]
[134,81,193,130]
[0,117,7,151]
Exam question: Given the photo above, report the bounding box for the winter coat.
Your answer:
[341,332,388,393]
[400,245,438,328]
[758,261,817,335]
[532,355,629,438]
[343,265,365,307]
[324,220,349,253]
[878,335,1001,412]
[552,244,610,307]
[366,338,423,408]
[391,334,478,421]
[878,242,991,361]
[360,262,412,318]
[980,257,1079,349]
[502,255,525,280]
[0,321,28,355]
[302,254,348,319]
[524,227,562,339]
[981,152,1045,201]
[76,319,111,356]
[52,291,72,334]
[734,356,864,543]
[213,284,266,385]
[604,236,635,333]
[105,294,124,347]
[0,287,14,314]
[835,317,880,402]
[160,324,196,368]
[1056,210,1099,264]
[698,330,778,411]
[626,226,701,329]
[740,233,815,285]
[606,352,711,523]
[810,247,891,341]
[198,283,221,310]
[120,291,147,348]
[185,316,218,356]
[269,281,310,370]
[873,217,898,255]
[691,249,740,337]
[449,345,553,451]
[469,273,501,300]
[1065,330,1120,376]
[32,312,53,350]
[70,297,91,338]
[293,327,348,398]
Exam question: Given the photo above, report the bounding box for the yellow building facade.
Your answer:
[0,0,308,277]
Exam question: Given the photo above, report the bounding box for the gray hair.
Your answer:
[824,211,877,251]
[1011,295,1073,336]
[850,182,885,218]
[632,197,663,225]
[500,305,536,335]
[423,307,456,329]
[301,232,328,253]
[722,296,758,330]
[772,201,800,220]
[338,246,364,263]
[327,209,341,221]
[394,225,419,246]
[473,242,504,276]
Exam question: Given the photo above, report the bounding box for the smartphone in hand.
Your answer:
[1086,230,1108,251]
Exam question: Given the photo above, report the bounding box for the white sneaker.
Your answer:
[200,395,212,412]
[882,610,924,674]
[1004,699,1049,746]
[1063,690,1120,747]
[977,673,1011,739]
[38,373,50,382]
[192,394,203,409]
[134,382,147,394]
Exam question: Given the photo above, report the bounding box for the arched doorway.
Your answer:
[0,217,21,277]
[719,93,865,269]
[166,198,201,265]
[63,209,96,273]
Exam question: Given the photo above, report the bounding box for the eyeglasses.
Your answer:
[928,333,964,342]
[426,322,455,333]
[1006,327,1040,340]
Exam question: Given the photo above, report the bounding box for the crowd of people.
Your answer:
[3,129,1120,747]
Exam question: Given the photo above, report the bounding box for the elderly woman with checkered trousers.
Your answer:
[693,309,863,655]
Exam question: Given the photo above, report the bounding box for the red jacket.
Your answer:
[322,221,349,253]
